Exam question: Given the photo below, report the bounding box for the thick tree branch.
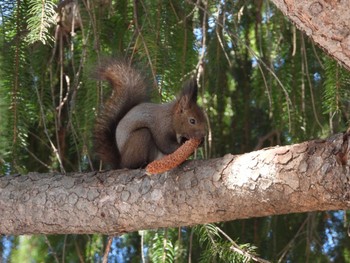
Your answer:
[270,0,350,71]
[1,131,349,235]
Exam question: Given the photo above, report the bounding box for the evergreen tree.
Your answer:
[1,0,349,262]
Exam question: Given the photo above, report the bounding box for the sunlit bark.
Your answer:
[1,131,349,235]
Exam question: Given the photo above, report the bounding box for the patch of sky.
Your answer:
[274,57,285,70]
[193,27,207,55]
[194,28,202,42]
[313,72,321,82]
[322,211,343,257]
[0,1,15,21]
[261,8,274,24]
[1,236,14,263]
[97,236,138,263]
[252,57,258,67]
[208,16,216,33]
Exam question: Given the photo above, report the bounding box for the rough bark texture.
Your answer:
[270,0,350,71]
[1,132,349,235]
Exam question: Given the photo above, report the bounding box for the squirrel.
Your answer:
[94,60,208,169]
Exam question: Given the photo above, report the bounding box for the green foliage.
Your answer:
[149,231,177,263]
[323,57,350,132]
[0,0,37,173]
[10,235,96,263]
[25,0,56,45]
[194,224,258,262]
[144,228,186,262]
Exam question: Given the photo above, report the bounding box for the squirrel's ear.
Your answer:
[178,78,198,104]
[175,78,198,113]
[185,78,198,103]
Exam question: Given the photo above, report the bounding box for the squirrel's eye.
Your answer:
[189,117,196,125]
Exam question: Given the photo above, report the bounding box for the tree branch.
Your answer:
[1,131,349,235]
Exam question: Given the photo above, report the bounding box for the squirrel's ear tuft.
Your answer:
[175,78,199,113]
[180,78,198,104]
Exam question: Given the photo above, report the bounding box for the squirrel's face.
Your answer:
[174,103,208,145]
[173,78,207,144]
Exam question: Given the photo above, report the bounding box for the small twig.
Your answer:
[132,0,157,87]
[188,227,195,263]
[140,231,145,263]
[34,73,66,173]
[44,235,60,263]
[62,235,67,263]
[301,34,324,131]
[277,217,308,262]
[24,147,50,169]
[102,236,114,263]
[216,226,271,263]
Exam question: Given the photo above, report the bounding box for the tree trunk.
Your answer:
[270,0,350,71]
[1,131,349,235]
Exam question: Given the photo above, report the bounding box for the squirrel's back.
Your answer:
[94,60,149,168]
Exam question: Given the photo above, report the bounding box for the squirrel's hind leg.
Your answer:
[119,128,160,169]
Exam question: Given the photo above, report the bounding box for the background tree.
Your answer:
[0,0,349,262]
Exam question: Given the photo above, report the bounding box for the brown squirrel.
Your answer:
[94,60,207,169]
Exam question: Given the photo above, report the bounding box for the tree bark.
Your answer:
[270,0,350,71]
[1,131,349,235]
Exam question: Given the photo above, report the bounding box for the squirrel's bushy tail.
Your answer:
[94,60,148,168]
